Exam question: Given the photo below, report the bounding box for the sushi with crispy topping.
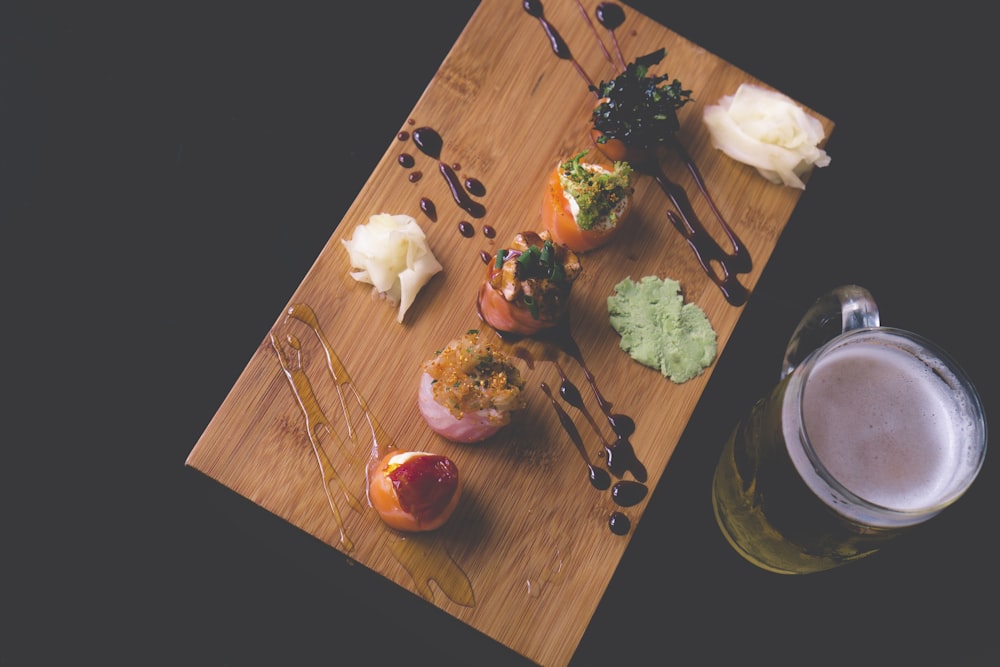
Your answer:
[418,330,527,443]
[541,151,634,253]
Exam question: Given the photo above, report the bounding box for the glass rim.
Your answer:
[794,326,987,521]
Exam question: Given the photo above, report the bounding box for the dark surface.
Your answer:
[6,1,996,665]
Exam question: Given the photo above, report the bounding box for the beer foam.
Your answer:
[786,332,982,524]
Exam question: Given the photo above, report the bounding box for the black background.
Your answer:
[5,1,996,665]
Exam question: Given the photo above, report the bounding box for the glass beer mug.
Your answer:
[712,285,987,574]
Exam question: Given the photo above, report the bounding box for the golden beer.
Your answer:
[712,327,986,575]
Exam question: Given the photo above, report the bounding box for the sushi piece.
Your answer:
[477,231,582,337]
[541,151,634,253]
[368,450,461,532]
[418,330,527,443]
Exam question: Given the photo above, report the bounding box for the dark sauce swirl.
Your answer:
[527,1,752,305]
[411,127,486,218]
[395,124,489,233]
[523,0,598,92]
[477,252,650,535]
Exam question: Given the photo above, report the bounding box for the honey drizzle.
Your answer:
[388,537,476,608]
[284,303,394,486]
[271,303,476,607]
[270,331,362,552]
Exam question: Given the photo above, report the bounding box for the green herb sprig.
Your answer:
[512,240,566,284]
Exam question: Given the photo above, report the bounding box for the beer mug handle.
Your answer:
[780,284,881,378]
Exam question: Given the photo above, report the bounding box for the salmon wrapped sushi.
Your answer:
[477,231,581,337]
[541,151,634,253]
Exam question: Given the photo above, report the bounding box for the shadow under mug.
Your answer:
[712,285,987,574]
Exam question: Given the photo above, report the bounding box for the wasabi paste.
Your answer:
[607,276,717,383]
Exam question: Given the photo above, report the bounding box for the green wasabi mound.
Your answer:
[607,276,717,383]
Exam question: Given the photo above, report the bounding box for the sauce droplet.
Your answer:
[420,197,437,222]
[595,2,625,30]
[412,126,443,159]
[611,480,648,507]
[608,511,631,536]
[465,177,486,197]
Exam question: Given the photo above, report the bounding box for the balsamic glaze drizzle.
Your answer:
[395,125,488,230]
[594,2,626,69]
[524,0,752,305]
[476,258,651,533]
[410,127,487,219]
[540,382,612,490]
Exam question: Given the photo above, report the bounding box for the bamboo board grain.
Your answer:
[185,1,833,665]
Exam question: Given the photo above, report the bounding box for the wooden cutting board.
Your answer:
[185,1,832,664]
